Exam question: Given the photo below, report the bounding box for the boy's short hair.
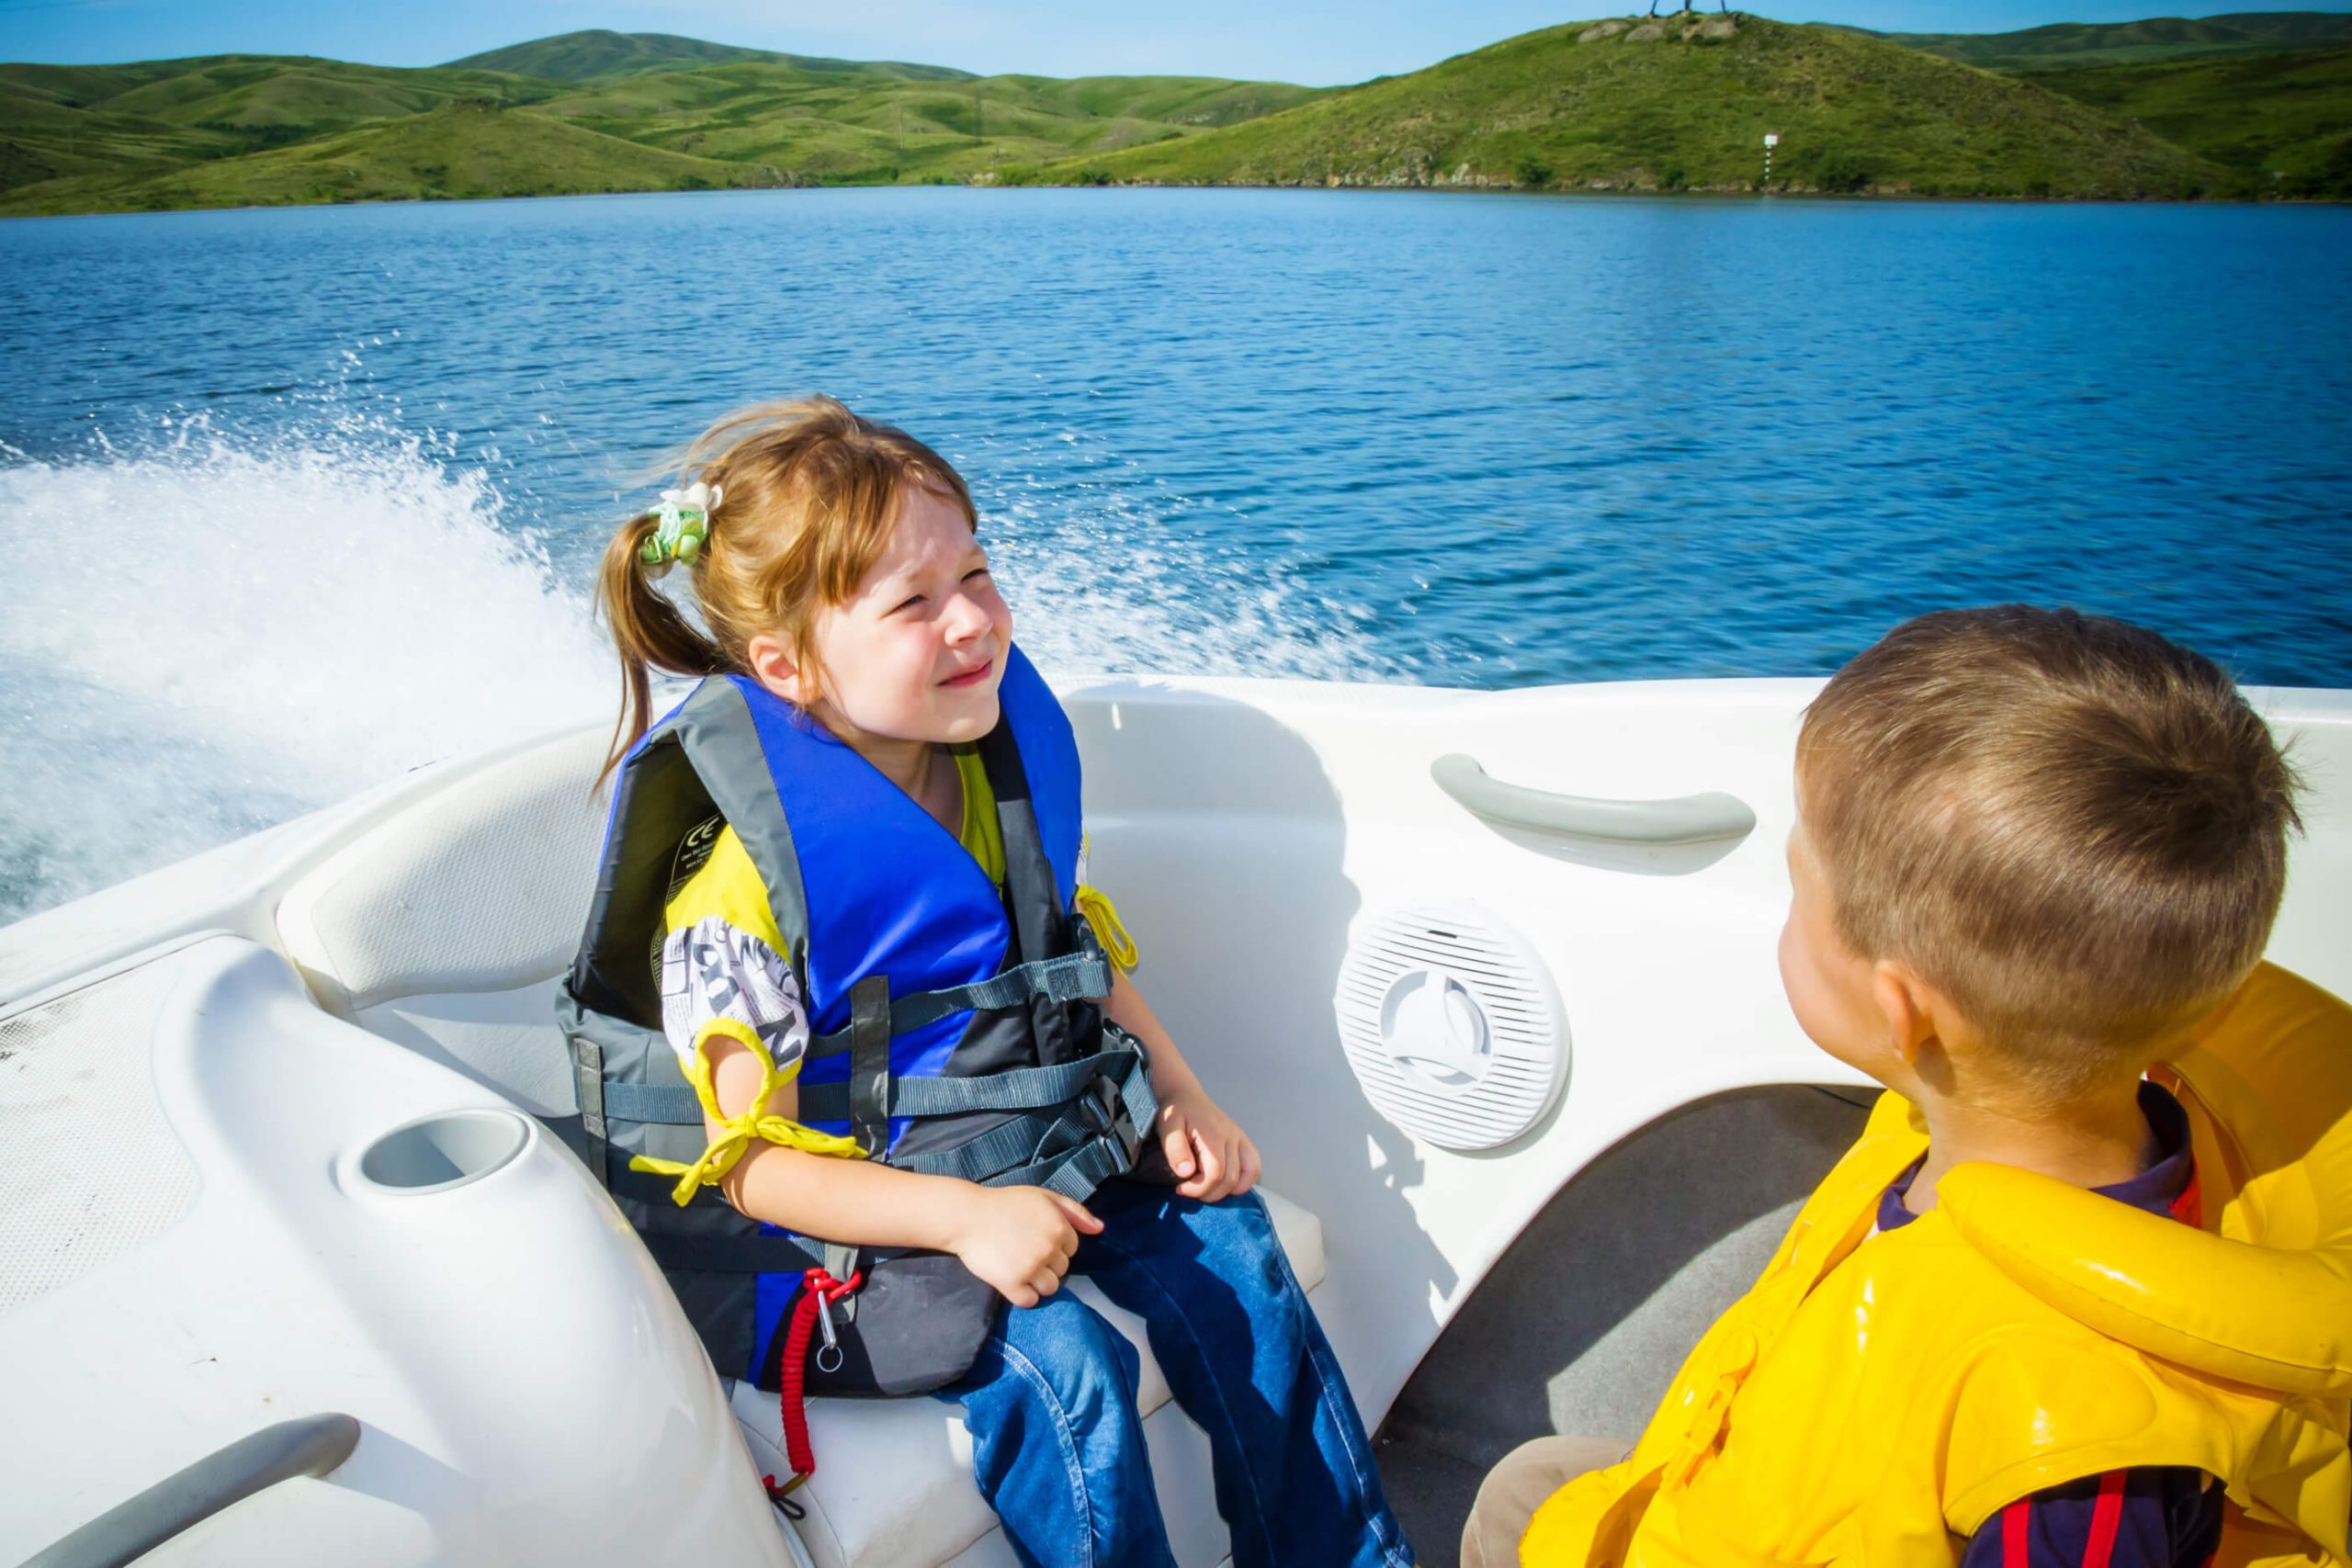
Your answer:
[1799,606,2301,1093]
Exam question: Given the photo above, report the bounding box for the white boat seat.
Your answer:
[273,724,1334,1568]
[276,725,610,1115]
[733,1189,1326,1568]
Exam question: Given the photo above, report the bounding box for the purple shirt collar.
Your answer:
[1879,1078,2194,1233]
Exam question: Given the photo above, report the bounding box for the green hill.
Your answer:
[2031,44,2352,195]
[7,14,2345,214]
[1857,12,2352,72]
[0,70,241,188]
[0,46,1325,211]
[0,96,784,214]
[1007,15,2229,198]
[530,62,1330,184]
[0,54,556,191]
[442,29,969,84]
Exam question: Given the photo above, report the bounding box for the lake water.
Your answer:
[2,187,2349,921]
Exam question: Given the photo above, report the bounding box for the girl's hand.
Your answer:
[948,1185,1102,1307]
[1155,1084,1261,1202]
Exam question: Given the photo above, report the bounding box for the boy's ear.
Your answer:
[1871,960,1940,1066]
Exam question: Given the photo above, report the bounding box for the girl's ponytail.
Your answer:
[596,510,728,786]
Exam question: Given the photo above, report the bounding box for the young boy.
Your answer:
[1463,605,2346,1568]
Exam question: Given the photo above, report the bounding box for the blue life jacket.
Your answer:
[557,646,1157,1394]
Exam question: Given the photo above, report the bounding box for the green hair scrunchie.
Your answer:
[640,480,722,567]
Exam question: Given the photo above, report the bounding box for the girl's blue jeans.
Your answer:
[937,1181,1416,1568]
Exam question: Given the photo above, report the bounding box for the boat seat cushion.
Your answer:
[734,1189,1325,1568]
[274,727,609,1111]
[277,726,611,1020]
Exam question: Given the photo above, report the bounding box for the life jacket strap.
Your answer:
[796,1044,1148,1122]
[989,1131,1139,1201]
[628,1045,1153,1277]
[589,942,1117,1128]
[573,1029,609,1179]
[806,941,1115,1060]
[847,975,894,1157]
[601,1079,703,1125]
[888,1049,1155,1184]
[588,1034,1157,1190]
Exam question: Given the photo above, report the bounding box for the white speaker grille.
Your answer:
[1335,901,1566,1150]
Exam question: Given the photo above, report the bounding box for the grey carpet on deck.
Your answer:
[1374,1086,1874,1568]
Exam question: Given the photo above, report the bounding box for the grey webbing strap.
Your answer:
[1114,1045,1159,1144]
[888,1107,1080,1182]
[967,1053,1157,1197]
[797,1048,1142,1122]
[677,681,811,973]
[984,1134,1131,1201]
[822,1241,862,1324]
[602,1081,704,1126]
[790,1077,854,1122]
[847,976,894,1157]
[1050,1138,1129,1198]
[571,1031,610,1190]
[981,721,1067,984]
[805,942,1114,1060]
[892,945,1113,1032]
[889,1049,1136,1117]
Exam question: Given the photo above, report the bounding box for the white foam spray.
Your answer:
[0,411,1383,925]
[0,420,611,922]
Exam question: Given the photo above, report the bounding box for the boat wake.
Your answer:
[0,420,610,924]
[0,412,1382,925]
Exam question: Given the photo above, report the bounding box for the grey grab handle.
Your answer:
[19,1413,362,1568]
[1431,754,1757,847]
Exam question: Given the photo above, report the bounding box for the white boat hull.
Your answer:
[6,673,2346,1564]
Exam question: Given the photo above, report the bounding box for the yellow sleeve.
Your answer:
[952,745,1007,886]
[1072,832,1139,971]
[950,749,1132,968]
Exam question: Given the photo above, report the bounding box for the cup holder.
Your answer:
[356,1109,530,1195]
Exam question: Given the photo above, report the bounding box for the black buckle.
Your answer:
[1068,1072,1136,1162]
[1087,1074,1142,1168]
[1073,1074,1115,1134]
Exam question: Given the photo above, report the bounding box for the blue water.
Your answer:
[2,187,2349,918]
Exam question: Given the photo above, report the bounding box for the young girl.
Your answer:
[566,397,1414,1568]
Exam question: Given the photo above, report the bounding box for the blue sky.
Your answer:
[7,0,2351,85]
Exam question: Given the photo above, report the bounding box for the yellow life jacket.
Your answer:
[1521,963,2352,1568]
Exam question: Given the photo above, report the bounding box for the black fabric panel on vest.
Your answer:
[568,730,713,1028]
[642,1229,826,1276]
[882,1008,1040,1160]
[667,1268,759,1381]
[755,1252,1007,1398]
